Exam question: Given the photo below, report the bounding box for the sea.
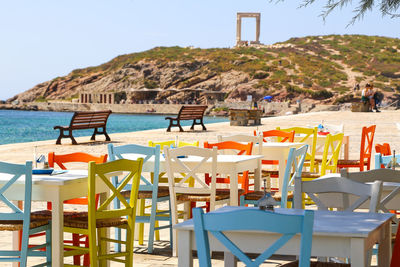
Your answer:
[0,110,227,145]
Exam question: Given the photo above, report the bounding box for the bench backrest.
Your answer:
[177,105,207,120]
[69,110,112,129]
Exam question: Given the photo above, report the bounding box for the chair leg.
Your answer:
[126,221,134,266]
[45,227,52,267]
[83,236,90,266]
[138,199,145,245]
[72,234,81,265]
[148,199,158,253]
[155,220,160,241]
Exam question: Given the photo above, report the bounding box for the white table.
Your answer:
[1,170,111,267]
[126,154,263,206]
[174,206,394,267]
[261,142,305,191]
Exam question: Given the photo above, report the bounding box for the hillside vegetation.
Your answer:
[9,34,400,104]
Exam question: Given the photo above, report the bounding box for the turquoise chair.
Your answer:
[193,207,314,267]
[108,143,172,253]
[0,161,51,267]
[375,153,400,169]
[240,145,308,208]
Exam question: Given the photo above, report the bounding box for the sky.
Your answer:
[0,0,399,100]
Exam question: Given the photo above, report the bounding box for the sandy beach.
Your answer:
[0,110,397,266]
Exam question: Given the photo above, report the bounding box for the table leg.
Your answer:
[253,158,262,191]
[51,193,64,267]
[378,221,391,267]
[224,252,238,267]
[277,151,287,192]
[229,169,239,206]
[343,136,349,160]
[178,230,193,267]
[350,238,366,267]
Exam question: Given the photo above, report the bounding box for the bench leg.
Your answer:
[177,121,184,132]
[91,128,97,141]
[56,129,63,145]
[69,130,78,145]
[103,127,111,141]
[190,120,196,130]
[200,118,207,131]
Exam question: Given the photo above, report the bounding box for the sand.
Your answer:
[0,110,396,266]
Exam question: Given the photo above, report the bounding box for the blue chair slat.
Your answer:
[108,143,171,253]
[193,207,314,267]
[0,161,51,267]
[375,153,400,169]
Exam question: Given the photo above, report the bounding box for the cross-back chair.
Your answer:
[164,146,231,254]
[375,143,391,156]
[0,161,51,267]
[294,176,382,212]
[108,143,171,253]
[241,145,308,208]
[63,158,143,266]
[193,207,314,267]
[254,129,295,143]
[277,127,318,172]
[337,125,376,171]
[203,140,253,194]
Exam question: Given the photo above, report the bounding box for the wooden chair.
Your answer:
[164,146,231,254]
[46,152,106,265]
[193,207,314,267]
[337,125,376,171]
[375,152,400,169]
[63,158,143,266]
[203,141,253,193]
[0,161,51,267]
[375,143,391,156]
[255,129,295,143]
[294,176,382,212]
[240,145,308,208]
[391,222,400,267]
[108,143,171,253]
[277,127,318,172]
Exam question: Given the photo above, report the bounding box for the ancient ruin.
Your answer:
[236,12,261,47]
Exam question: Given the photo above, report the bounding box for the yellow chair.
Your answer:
[142,140,198,245]
[300,133,343,207]
[63,158,143,266]
[277,126,318,172]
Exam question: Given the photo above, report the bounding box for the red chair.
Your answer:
[204,141,253,194]
[375,143,391,156]
[22,152,107,266]
[337,125,376,171]
[254,129,295,143]
[391,223,400,266]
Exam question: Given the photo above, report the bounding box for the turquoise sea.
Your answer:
[0,110,227,145]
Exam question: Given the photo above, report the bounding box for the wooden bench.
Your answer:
[54,110,112,145]
[165,105,208,132]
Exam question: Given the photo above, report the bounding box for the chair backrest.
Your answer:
[0,161,33,264]
[340,168,400,222]
[193,207,314,267]
[88,158,143,223]
[148,140,199,150]
[217,134,263,155]
[281,145,308,208]
[254,129,295,143]
[277,127,317,171]
[164,146,218,209]
[294,176,382,212]
[203,141,253,156]
[48,152,108,170]
[320,133,343,176]
[108,143,160,193]
[375,153,400,169]
[359,125,376,169]
[375,143,391,156]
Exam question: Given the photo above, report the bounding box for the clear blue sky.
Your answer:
[0,0,398,100]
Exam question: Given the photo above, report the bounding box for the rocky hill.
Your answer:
[8,35,400,105]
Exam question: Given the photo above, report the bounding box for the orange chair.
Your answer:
[203,141,253,194]
[375,143,391,156]
[49,152,107,265]
[337,125,376,171]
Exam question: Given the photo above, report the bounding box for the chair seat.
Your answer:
[336,159,368,166]
[30,209,88,220]
[177,189,244,202]
[242,191,293,201]
[121,186,170,199]
[281,260,350,267]
[301,172,321,179]
[261,170,279,177]
[64,217,128,229]
[0,219,50,231]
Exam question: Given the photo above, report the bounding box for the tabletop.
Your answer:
[0,170,90,186]
[174,206,394,237]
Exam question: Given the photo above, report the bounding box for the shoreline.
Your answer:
[0,110,398,166]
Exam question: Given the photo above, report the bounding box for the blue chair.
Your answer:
[0,161,51,267]
[193,207,314,267]
[108,143,172,253]
[240,145,308,208]
[375,153,400,169]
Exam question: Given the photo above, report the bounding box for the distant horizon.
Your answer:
[1,0,399,101]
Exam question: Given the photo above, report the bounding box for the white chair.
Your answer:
[164,146,230,254]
